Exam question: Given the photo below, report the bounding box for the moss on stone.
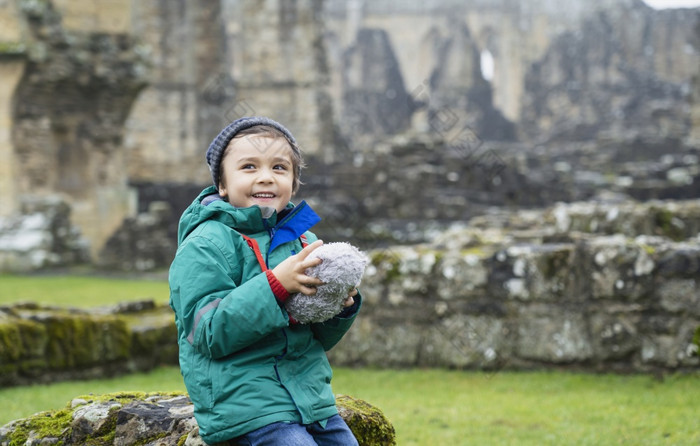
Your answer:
[121,307,176,359]
[653,208,685,241]
[133,431,169,446]
[176,433,189,446]
[43,312,130,369]
[693,325,700,352]
[641,244,657,255]
[4,407,72,446]
[460,246,488,257]
[72,391,186,405]
[337,394,397,446]
[3,391,189,446]
[0,322,22,363]
[538,248,571,280]
[0,41,26,56]
[370,251,402,283]
[3,392,394,446]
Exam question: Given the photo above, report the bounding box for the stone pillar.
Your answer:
[0,1,26,217]
[9,0,147,259]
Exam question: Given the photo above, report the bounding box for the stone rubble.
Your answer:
[0,393,396,446]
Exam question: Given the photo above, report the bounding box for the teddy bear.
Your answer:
[285,242,368,324]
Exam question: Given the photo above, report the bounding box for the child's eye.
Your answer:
[241,164,256,170]
[273,164,287,170]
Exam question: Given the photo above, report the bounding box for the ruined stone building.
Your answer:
[0,0,698,376]
[0,0,698,270]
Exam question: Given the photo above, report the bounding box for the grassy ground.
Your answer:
[0,366,698,445]
[0,273,170,307]
[1,274,699,444]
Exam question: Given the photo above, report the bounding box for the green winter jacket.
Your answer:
[168,186,361,444]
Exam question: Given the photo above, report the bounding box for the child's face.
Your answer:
[218,135,295,214]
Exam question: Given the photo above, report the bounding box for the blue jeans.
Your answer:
[233,414,359,446]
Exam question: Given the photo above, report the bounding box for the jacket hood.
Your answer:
[177,186,320,252]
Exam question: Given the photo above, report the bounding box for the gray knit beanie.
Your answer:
[205,116,299,188]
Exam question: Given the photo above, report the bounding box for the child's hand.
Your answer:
[272,240,325,295]
[344,288,358,308]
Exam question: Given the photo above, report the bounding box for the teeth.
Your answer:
[254,193,274,198]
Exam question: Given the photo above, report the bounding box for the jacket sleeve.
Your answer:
[310,292,362,351]
[169,233,289,359]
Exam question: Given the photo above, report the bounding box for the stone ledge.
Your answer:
[0,392,396,446]
[0,301,175,388]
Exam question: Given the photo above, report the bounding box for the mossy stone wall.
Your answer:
[0,301,175,387]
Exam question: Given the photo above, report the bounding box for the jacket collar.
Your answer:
[178,186,320,252]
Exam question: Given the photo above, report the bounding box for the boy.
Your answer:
[169,116,361,445]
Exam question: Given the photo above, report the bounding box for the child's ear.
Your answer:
[218,182,227,199]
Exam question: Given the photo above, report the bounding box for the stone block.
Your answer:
[516,307,593,363]
[0,392,396,446]
[489,243,576,301]
[655,279,700,316]
[436,249,490,300]
[588,312,641,361]
[578,235,656,301]
[421,314,509,369]
[328,318,422,368]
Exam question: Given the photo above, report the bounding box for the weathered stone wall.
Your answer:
[324,0,699,147]
[0,393,396,446]
[124,0,336,184]
[0,300,175,387]
[124,0,225,184]
[1,201,698,382]
[0,196,89,272]
[1,0,698,267]
[98,201,173,272]
[222,0,336,159]
[1,0,148,260]
[327,204,700,373]
[298,134,700,247]
[520,5,698,143]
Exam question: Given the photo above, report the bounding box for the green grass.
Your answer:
[1,367,698,445]
[0,274,170,307]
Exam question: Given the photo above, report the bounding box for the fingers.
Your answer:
[343,296,355,308]
[296,239,323,260]
[299,284,319,296]
[301,256,323,270]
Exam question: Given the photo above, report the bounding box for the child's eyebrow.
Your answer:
[235,156,291,164]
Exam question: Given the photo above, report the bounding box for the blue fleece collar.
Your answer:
[269,200,320,253]
[200,192,320,253]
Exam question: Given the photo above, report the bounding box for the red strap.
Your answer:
[242,233,309,271]
[241,234,268,272]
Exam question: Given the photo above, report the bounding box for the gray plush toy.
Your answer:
[285,242,368,324]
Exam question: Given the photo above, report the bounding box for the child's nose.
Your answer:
[256,167,274,182]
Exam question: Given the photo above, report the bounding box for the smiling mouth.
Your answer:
[252,193,275,198]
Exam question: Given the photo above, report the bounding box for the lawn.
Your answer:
[0,273,170,307]
[0,367,698,445]
[1,274,699,444]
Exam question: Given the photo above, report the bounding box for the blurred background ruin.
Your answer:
[0,0,698,374]
[1,2,699,443]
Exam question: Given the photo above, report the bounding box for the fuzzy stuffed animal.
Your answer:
[285,242,368,324]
